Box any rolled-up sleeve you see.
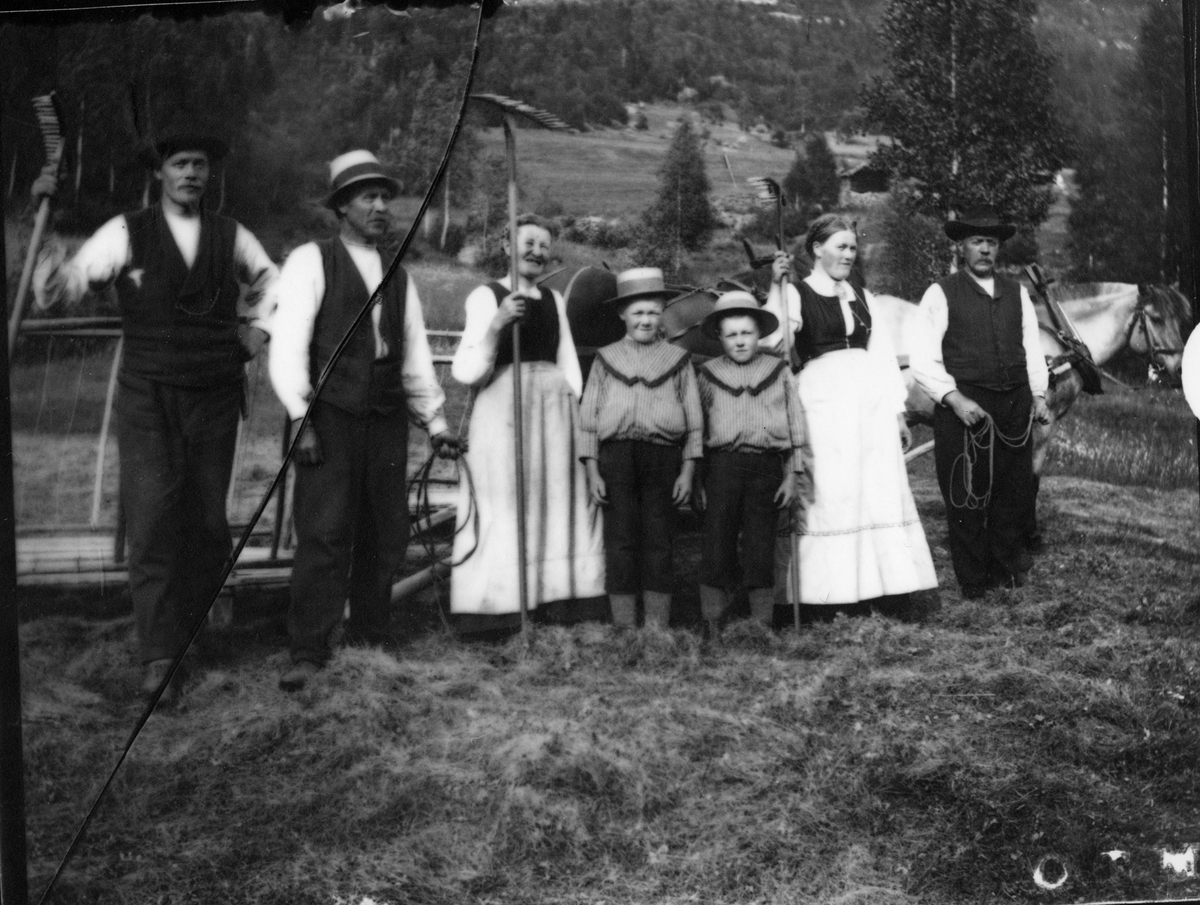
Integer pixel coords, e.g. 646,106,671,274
552,289,583,398
909,283,957,404
402,276,449,436
267,243,324,421
1020,286,1050,397
451,285,502,388
234,225,280,334
864,289,909,415
760,281,802,354
34,215,131,309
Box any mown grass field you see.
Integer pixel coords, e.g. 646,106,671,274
8,104,1200,905
11,347,1200,905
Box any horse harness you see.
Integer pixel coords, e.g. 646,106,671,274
1039,323,1103,395
1127,291,1183,380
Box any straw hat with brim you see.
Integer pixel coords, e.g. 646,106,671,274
138,133,230,169
602,267,677,308
944,208,1016,242
701,290,779,340
323,150,401,211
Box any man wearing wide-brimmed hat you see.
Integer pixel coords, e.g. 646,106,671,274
32,129,278,704
578,267,703,629
269,150,458,691
910,208,1051,600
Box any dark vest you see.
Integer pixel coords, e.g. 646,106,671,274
794,280,871,368
115,206,244,386
937,270,1027,390
309,238,408,417
489,282,560,371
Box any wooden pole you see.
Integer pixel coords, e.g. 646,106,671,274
90,336,123,528
503,114,530,635
0,113,31,905
775,205,801,632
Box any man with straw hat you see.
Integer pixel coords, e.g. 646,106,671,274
694,289,802,636
31,128,278,704
578,267,703,630
910,208,1051,600
269,149,458,691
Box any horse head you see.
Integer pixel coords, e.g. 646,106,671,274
1130,283,1191,385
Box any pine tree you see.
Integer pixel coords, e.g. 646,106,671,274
783,133,840,216
1068,0,1190,294
634,117,717,275
860,0,1069,231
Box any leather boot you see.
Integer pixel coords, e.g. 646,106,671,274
699,585,727,638
643,591,671,628
609,593,637,628
748,588,775,626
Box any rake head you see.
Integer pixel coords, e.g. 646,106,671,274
470,93,571,131
747,175,787,207
32,92,65,164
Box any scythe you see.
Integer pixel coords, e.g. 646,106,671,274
469,93,569,635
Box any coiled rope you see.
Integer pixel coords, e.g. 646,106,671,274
948,410,1035,510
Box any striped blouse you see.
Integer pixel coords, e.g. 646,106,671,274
698,353,805,473
578,337,704,460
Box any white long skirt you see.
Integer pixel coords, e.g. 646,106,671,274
450,362,606,616
786,348,937,605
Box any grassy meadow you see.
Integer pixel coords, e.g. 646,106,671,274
8,107,1200,905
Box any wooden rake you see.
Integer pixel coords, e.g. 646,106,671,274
747,174,803,630
469,93,570,636
9,92,65,360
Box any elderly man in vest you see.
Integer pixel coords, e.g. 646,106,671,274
910,209,1051,600
269,150,458,691
31,132,278,702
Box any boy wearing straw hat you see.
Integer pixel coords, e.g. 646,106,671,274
269,150,457,691
579,267,703,629
694,291,803,636
32,130,277,703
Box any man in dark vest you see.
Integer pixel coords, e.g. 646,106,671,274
911,209,1051,600
269,150,458,691
32,132,278,703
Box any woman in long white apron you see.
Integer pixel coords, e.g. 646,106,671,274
449,216,605,634
762,214,937,617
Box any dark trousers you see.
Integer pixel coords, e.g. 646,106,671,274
933,383,1034,589
116,373,240,663
599,440,681,594
289,400,410,665
700,450,782,589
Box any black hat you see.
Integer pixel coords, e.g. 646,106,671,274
944,208,1016,242
139,133,230,169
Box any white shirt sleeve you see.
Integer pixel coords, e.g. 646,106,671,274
401,275,449,436
760,281,802,354
552,288,583,398
267,242,325,420
233,225,280,335
35,215,132,309
864,288,909,415
451,283,504,388
1020,285,1049,398
909,282,957,404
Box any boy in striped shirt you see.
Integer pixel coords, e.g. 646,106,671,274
695,290,803,635
579,268,703,629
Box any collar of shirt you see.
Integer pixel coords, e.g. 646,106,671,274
804,266,856,303
162,208,202,269
965,271,996,298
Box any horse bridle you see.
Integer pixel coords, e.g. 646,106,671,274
1128,292,1183,378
